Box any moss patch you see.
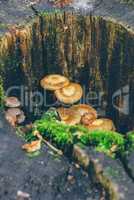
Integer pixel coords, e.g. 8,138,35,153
22,109,126,157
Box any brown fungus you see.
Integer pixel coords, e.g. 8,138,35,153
4,97,21,108
57,107,81,125
55,83,83,104
40,74,70,91
5,108,25,126
86,118,116,131
81,113,97,126
71,104,97,117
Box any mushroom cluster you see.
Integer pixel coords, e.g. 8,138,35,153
4,97,25,127
40,74,116,131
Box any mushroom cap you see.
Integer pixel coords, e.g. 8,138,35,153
6,108,22,116
4,97,21,108
40,74,70,91
87,118,116,131
81,113,97,126
71,104,97,118
57,107,81,125
55,83,83,104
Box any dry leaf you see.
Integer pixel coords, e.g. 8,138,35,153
22,140,41,153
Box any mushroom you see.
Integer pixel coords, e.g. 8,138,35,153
4,97,21,108
6,108,22,116
5,108,21,127
5,113,17,127
57,107,81,125
86,118,116,131
55,83,83,104
5,108,25,126
40,74,70,91
81,112,97,126
71,104,97,118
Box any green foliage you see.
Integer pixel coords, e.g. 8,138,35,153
79,129,125,156
33,109,73,148
26,109,125,156
126,131,134,150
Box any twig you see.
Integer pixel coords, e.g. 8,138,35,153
33,131,63,156
42,138,63,156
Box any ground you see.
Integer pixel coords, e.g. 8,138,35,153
0,113,103,200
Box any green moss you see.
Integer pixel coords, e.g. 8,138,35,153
23,109,125,157
33,109,73,148
79,129,125,155
126,131,134,150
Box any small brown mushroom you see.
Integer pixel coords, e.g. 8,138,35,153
40,74,70,91
55,83,83,104
4,97,21,108
6,108,22,116
5,108,21,127
86,118,116,131
5,113,17,127
57,107,81,125
5,108,25,126
71,104,97,118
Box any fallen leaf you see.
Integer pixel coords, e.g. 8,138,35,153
22,140,41,153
